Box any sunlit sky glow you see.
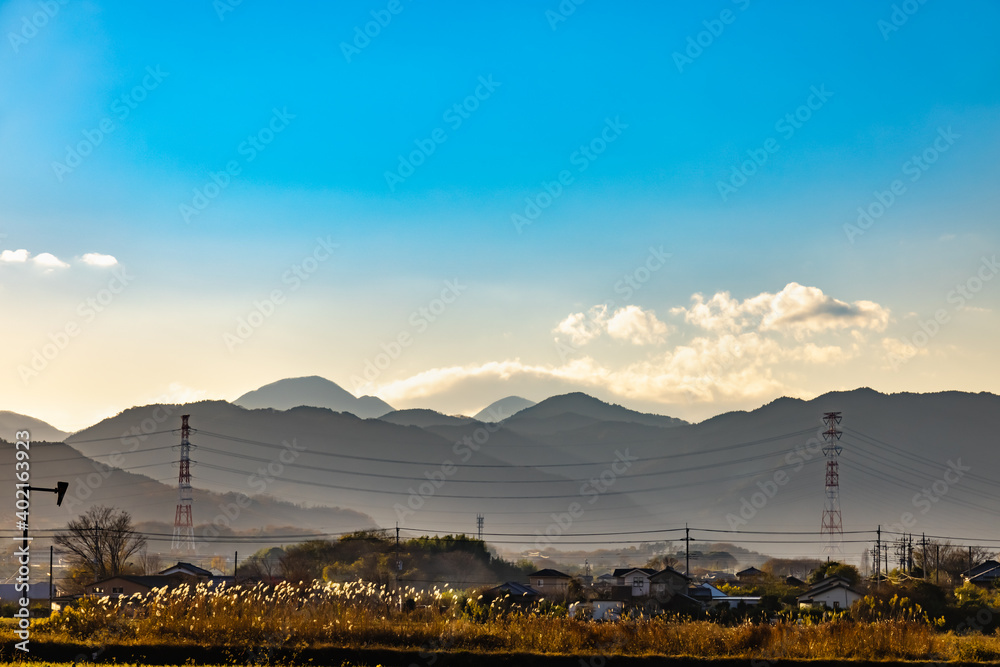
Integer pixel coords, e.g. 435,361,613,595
2,1,998,432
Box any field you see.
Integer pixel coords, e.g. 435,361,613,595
3,580,1000,664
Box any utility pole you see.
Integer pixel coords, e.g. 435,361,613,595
935,544,940,584
908,534,914,574
234,551,238,578
920,533,928,580
969,546,973,577
875,526,881,583
685,523,690,576
49,545,54,612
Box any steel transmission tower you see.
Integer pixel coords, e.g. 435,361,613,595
172,415,196,553
476,514,484,541
820,411,843,557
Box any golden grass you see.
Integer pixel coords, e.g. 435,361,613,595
5,580,1000,660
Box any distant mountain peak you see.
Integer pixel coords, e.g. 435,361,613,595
511,392,686,428
0,410,68,442
234,376,394,418
474,396,536,422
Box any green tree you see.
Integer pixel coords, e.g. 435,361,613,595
808,561,860,585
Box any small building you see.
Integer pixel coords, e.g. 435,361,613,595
964,560,1000,583
86,575,177,597
611,567,657,598
593,599,623,621
649,567,690,603
689,582,761,609
527,568,572,599
487,581,541,603
785,575,806,587
158,562,214,577
968,566,1000,587
797,576,861,610
736,566,765,582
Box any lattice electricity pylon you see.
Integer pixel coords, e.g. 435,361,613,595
820,411,843,557
171,414,196,553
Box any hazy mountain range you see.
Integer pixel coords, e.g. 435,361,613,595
3,377,998,561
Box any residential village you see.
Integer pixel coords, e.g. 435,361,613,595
8,553,1000,629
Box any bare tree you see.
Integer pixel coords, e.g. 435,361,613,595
55,506,147,583
136,550,163,575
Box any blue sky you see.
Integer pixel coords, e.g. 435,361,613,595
1,0,998,430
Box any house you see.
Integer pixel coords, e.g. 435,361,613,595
527,569,572,598
968,566,1000,587
964,560,1000,583
649,567,690,603
611,567,657,599
689,582,761,609
785,576,806,587
486,581,541,603
797,576,861,610
86,575,177,597
593,599,624,621
158,562,214,577
736,566,765,582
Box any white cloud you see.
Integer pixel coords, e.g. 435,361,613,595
375,283,898,413
554,304,669,347
81,252,119,267
553,307,607,347
881,337,927,369
373,334,799,410
672,282,889,337
606,305,669,345
0,249,29,263
32,252,70,269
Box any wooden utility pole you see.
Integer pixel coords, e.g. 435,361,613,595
684,523,690,576
875,526,881,582
49,545,54,611
920,533,928,580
